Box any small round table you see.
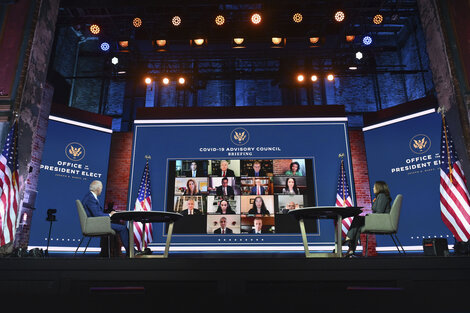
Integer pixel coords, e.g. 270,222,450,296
111,211,183,258
288,206,362,258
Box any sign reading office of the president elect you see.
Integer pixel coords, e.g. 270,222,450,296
363,109,452,248
29,117,112,249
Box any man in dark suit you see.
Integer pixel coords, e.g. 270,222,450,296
250,178,266,195
213,217,233,234
249,217,263,234
214,160,235,177
185,161,203,177
216,177,235,196
246,161,266,177
81,180,130,255
180,198,202,215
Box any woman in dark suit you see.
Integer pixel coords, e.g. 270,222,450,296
215,199,236,214
248,196,270,215
344,181,392,257
281,177,300,195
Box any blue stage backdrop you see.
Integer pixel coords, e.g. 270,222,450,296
130,117,354,251
29,116,112,250
363,109,452,250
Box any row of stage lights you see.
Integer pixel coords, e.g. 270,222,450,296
90,10,385,34
91,9,382,51
142,73,337,86
98,34,373,52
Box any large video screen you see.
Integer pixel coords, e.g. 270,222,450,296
166,159,317,234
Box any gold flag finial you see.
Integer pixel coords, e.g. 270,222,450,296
338,153,344,158
145,155,151,160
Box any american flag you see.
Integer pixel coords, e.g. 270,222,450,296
0,121,19,246
440,116,470,242
133,160,153,251
335,158,353,238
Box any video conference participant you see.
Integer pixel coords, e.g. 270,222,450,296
246,161,266,177
215,199,236,214
285,161,303,176
81,180,130,256
213,217,233,234
250,217,264,234
214,160,235,177
185,161,203,177
181,198,202,215
282,177,300,195
344,181,392,258
248,196,270,215
250,178,266,195
216,177,235,196
184,179,200,195
281,201,297,214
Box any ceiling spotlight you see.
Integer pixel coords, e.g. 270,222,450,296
297,74,305,82
345,35,355,42
155,39,166,47
363,35,372,45
272,37,283,45
111,57,118,65
193,38,205,46
349,66,358,70
327,74,335,81
162,77,170,85
89,24,100,35
311,75,318,82
373,14,383,25
309,37,320,44
172,16,182,26
133,17,142,28
144,77,152,85
100,42,110,51
178,77,185,85
215,15,225,26
233,37,244,45
293,13,303,23
118,41,129,48
251,13,261,24
355,51,363,60
334,11,345,22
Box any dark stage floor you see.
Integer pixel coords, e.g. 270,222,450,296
1,252,469,312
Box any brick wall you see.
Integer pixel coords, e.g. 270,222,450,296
349,129,376,256
104,132,132,212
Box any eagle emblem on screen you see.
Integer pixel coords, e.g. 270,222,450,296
230,128,250,146
409,134,431,154
65,142,86,161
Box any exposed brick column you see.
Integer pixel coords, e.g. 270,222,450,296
349,130,376,256
104,132,133,212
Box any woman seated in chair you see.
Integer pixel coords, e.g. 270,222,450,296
344,181,392,258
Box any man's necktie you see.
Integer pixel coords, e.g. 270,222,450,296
222,229,225,234
257,187,260,195
223,171,226,176
255,172,259,177
224,187,227,196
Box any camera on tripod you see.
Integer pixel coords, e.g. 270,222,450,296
46,209,57,222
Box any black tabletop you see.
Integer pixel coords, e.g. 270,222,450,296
287,206,363,220
111,211,183,223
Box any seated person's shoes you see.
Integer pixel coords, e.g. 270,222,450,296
344,250,355,258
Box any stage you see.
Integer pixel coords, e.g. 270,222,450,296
1,252,469,312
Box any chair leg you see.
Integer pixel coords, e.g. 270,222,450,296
390,234,404,255
393,234,406,255
74,236,85,256
83,237,92,254
107,236,111,258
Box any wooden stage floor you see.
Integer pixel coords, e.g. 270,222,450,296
1,253,469,312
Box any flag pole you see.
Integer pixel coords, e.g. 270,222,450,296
438,107,453,184
143,155,151,249
338,153,345,206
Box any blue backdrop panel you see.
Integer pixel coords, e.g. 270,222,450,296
363,111,452,248
29,119,112,249
130,118,354,248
